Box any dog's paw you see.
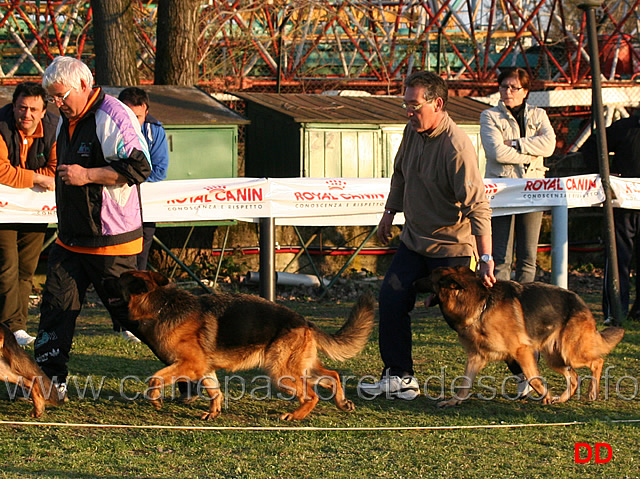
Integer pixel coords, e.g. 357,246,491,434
279,412,295,421
200,410,220,421
437,398,461,408
29,407,43,418
150,398,163,411
339,399,355,412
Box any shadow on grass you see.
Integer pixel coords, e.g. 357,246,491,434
349,386,640,426
0,468,167,479
68,352,162,378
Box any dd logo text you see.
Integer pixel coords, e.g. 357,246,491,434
574,443,612,464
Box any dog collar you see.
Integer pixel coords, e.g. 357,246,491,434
459,299,488,332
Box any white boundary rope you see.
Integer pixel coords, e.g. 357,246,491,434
0,419,638,431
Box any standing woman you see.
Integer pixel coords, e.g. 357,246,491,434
481,68,556,283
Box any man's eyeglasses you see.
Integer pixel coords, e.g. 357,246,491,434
401,99,434,112
46,88,72,104
499,85,523,92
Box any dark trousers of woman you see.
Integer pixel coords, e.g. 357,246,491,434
492,211,543,283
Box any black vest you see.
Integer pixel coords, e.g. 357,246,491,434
0,103,57,170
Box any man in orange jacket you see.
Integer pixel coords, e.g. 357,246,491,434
0,82,57,346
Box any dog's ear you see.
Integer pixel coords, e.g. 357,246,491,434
457,265,475,275
440,275,465,290
124,275,154,295
148,271,170,287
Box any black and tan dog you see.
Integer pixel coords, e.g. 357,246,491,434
0,323,61,417
106,271,375,421
419,266,624,407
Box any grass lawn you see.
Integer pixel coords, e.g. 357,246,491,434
0,285,638,479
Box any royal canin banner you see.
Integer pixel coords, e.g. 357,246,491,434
610,176,640,209
141,178,269,221
0,174,607,226
486,174,605,216
268,177,396,226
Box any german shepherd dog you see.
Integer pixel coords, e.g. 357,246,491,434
106,271,375,421
0,323,61,417
420,266,624,407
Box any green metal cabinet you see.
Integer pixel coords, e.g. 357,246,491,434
304,125,379,178
459,124,487,177
164,126,238,180
381,125,406,178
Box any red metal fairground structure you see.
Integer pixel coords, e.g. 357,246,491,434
2,0,640,151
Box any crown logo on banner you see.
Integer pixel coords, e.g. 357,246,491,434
204,185,226,193
484,183,499,196
326,179,347,190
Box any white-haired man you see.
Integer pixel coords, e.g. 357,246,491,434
35,56,151,397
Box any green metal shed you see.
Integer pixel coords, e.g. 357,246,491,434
232,92,488,178
102,86,248,180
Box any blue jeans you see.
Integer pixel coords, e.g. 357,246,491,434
492,212,543,283
377,242,470,378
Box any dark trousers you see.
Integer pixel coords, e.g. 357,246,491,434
0,224,47,332
378,242,471,378
35,244,139,383
111,222,156,333
603,208,640,318
137,222,156,271
492,211,543,283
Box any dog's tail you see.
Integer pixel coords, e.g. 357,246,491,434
314,292,375,362
597,327,625,355
1,327,62,406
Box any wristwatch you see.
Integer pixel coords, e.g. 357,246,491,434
479,254,493,263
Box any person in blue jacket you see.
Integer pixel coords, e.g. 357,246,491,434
114,87,169,342
118,87,169,269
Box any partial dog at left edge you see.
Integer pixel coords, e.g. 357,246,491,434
0,322,62,417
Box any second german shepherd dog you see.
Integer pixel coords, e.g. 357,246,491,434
106,271,375,421
0,323,61,417
420,266,624,407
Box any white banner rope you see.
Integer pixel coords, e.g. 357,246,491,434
0,174,610,226
0,418,638,431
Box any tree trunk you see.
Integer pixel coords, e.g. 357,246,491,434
154,0,200,85
90,0,139,86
